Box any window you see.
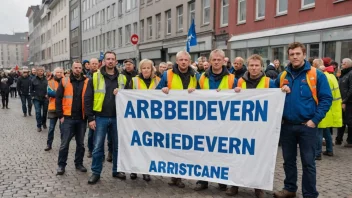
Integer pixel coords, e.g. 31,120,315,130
101,9,105,24
249,47,268,63
277,0,288,15
64,16,66,28
140,20,144,42
309,44,319,58
147,17,153,39
118,28,123,46
92,37,95,51
234,49,247,60
126,0,131,12
113,30,116,48
125,24,131,44
92,14,96,27
83,0,86,12
61,18,63,30
133,22,138,34
102,33,105,49
88,17,91,29
202,0,210,24
99,35,103,50
140,0,145,5
166,10,171,35
87,0,90,10
107,32,111,48
88,39,91,53
256,0,265,19
156,14,161,38
341,40,352,60
221,0,229,26
95,12,99,25
177,6,183,31
132,0,137,8
96,36,98,51
107,6,110,20
112,3,116,18
189,1,196,26
324,42,336,60
238,0,246,23
118,0,123,16
301,0,315,8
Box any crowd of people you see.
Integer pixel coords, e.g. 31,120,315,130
3,41,352,198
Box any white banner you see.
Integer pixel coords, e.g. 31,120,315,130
116,89,285,190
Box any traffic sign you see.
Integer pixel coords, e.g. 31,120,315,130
131,34,139,45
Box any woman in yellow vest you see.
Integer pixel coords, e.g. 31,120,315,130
45,67,63,151
130,59,160,90
129,59,160,181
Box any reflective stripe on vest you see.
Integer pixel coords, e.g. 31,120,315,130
48,79,59,111
62,77,89,118
237,76,270,89
92,71,106,112
118,74,127,89
167,69,197,89
199,73,235,89
279,67,318,104
132,76,160,90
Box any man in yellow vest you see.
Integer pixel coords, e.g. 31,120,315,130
156,50,199,188
55,60,89,175
227,54,281,198
274,42,332,198
312,59,342,160
85,51,126,184
44,67,63,151
193,49,236,192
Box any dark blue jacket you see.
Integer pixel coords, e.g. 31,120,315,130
275,61,332,125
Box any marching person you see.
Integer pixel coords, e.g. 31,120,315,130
86,58,100,158
336,58,352,147
0,71,13,109
17,67,32,116
120,59,138,89
44,67,63,151
156,62,167,78
274,42,332,198
85,51,125,184
30,67,36,81
232,57,247,79
31,66,49,132
229,54,287,198
128,59,161,181
194,49,236,192
156,50,199,188
56,61,89,175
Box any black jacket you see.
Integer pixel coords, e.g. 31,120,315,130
0,75,13,92
85,66,119,122
339,67,352,104
232,66,247,79
30,76,48,101
121,69,138,89
56,74,87,119
240,71,265,89
17,76,31,95
265,65,279,80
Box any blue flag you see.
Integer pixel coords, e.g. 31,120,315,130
186,19,197,52
99,52,104,60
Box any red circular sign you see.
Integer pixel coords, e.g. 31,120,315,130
131,34,139,45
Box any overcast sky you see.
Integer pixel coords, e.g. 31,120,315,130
0,0,41,34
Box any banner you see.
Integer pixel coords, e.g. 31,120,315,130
116,89,285,190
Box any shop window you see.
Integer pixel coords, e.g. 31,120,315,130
324,42,336,60
234,49,247,60
309,43,319,59
341,40,352,59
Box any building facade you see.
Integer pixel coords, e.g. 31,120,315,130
49,0,71,70
39,0,53,70
0,33,28,69
139,0,215,64
26,5,41,68
70,0,82,62
214,0,230,56
81,0,139,65
228,0,352,66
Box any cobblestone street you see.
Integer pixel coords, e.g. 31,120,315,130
0,98,351,198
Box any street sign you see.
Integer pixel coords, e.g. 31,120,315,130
131,34,139,45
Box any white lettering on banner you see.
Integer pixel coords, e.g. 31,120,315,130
116,89,285,190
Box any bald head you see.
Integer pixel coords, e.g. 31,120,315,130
233,57,244,70
90,58,99,73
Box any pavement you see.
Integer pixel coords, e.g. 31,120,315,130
0,98,351,198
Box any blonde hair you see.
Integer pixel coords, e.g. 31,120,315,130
176,51,191,61
313,59,324,68
138,59,155,78
53,67,63,76
209,49,225,61
247,54,264,67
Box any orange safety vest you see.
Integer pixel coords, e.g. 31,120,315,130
61,77,89,118
279,67,318,104
48,79,59,111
